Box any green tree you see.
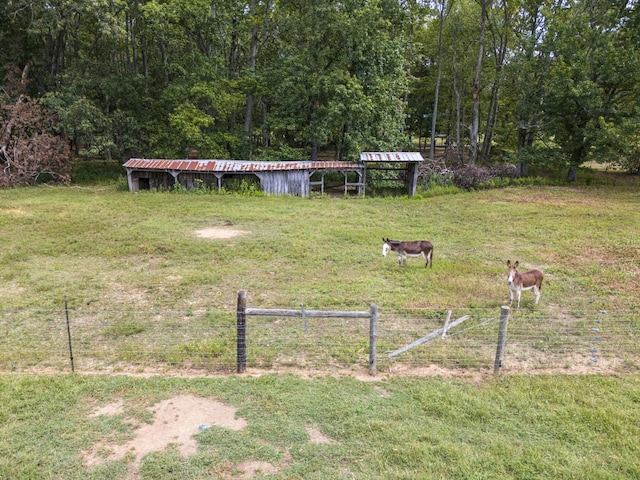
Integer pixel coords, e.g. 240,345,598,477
542,0,639,181
264,0,411,161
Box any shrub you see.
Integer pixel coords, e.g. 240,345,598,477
452,165,492,190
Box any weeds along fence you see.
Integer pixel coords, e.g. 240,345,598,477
1,296,638,375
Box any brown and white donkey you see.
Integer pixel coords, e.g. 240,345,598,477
507,260,544,308
382,238,433,268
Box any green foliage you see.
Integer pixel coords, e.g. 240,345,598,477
538,0,640,177
71,160,126,185
169,177,265,196
1,0,639,175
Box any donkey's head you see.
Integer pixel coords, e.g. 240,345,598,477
382,238,392,257
507,260,520,285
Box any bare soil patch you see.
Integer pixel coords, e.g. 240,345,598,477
83,394,247,479
306,425,335,444
195,227,249,239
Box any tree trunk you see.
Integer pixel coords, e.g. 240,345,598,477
430,1,447,162
244,2,259,154
470,0,489,166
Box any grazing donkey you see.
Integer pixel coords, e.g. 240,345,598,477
382,238,433,268
507,260,544,308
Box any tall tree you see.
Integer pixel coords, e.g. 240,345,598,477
430,0,451,161
480,0,512,163
469,0,490,165
503,0,554,176
543,0,639,181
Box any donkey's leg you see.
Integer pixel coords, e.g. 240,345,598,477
516,289,522,308
533,286,541,304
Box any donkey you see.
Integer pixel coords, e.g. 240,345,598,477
382,238,433,267
507,260,544,308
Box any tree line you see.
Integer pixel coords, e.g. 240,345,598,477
1,0,639,185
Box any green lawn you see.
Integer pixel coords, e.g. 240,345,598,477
0,372,638,479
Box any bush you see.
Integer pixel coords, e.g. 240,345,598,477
452,165,492,190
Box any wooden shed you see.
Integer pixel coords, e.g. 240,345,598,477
123,159,365,196
360,152,424,196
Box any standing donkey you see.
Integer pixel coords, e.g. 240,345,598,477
382,238,433,268
507,260,544,308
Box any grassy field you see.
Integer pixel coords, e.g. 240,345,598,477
0,372,638,479
0,177,639,374
1,181,638,313
1,174,639,478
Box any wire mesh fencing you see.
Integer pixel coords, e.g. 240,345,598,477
1,305,638,375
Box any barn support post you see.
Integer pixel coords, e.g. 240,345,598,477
493,306,510,375
369,304,379,376
169,170,179,187
237,290,247,373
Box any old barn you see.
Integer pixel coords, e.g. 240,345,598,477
123,153,423,196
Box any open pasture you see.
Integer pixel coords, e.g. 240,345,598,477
0,183,638,374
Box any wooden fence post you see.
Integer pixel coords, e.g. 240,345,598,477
493,306,510,375
369,305,378,376
237,290,247,374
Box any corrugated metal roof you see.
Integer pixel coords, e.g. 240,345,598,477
123,158,364,172
360,152,424,162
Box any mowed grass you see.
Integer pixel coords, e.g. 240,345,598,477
0,183,638,313
0,372,639,479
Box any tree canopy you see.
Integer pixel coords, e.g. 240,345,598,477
1,0,639,180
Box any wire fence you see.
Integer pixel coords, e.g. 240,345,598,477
1,305,638,376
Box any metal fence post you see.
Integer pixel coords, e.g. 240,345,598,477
237,290,247,374
64,297,75,373
493,306,510,375
369,304,378,376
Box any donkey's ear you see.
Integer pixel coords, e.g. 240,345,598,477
514,261,520,267
507,260,511,266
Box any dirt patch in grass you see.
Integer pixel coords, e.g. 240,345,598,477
81,392,338,479
195,227,250,239
83,394,250,479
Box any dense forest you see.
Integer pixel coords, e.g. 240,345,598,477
1,0,639,184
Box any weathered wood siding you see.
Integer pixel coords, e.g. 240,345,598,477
255,170,309,196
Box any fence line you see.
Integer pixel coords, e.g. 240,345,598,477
0,303,638,376
388,313,470,358
237,290,378,375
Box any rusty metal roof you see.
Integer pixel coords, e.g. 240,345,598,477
359,152,424,162
124,158,364,172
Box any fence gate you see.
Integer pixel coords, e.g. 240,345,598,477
236,290,379,375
